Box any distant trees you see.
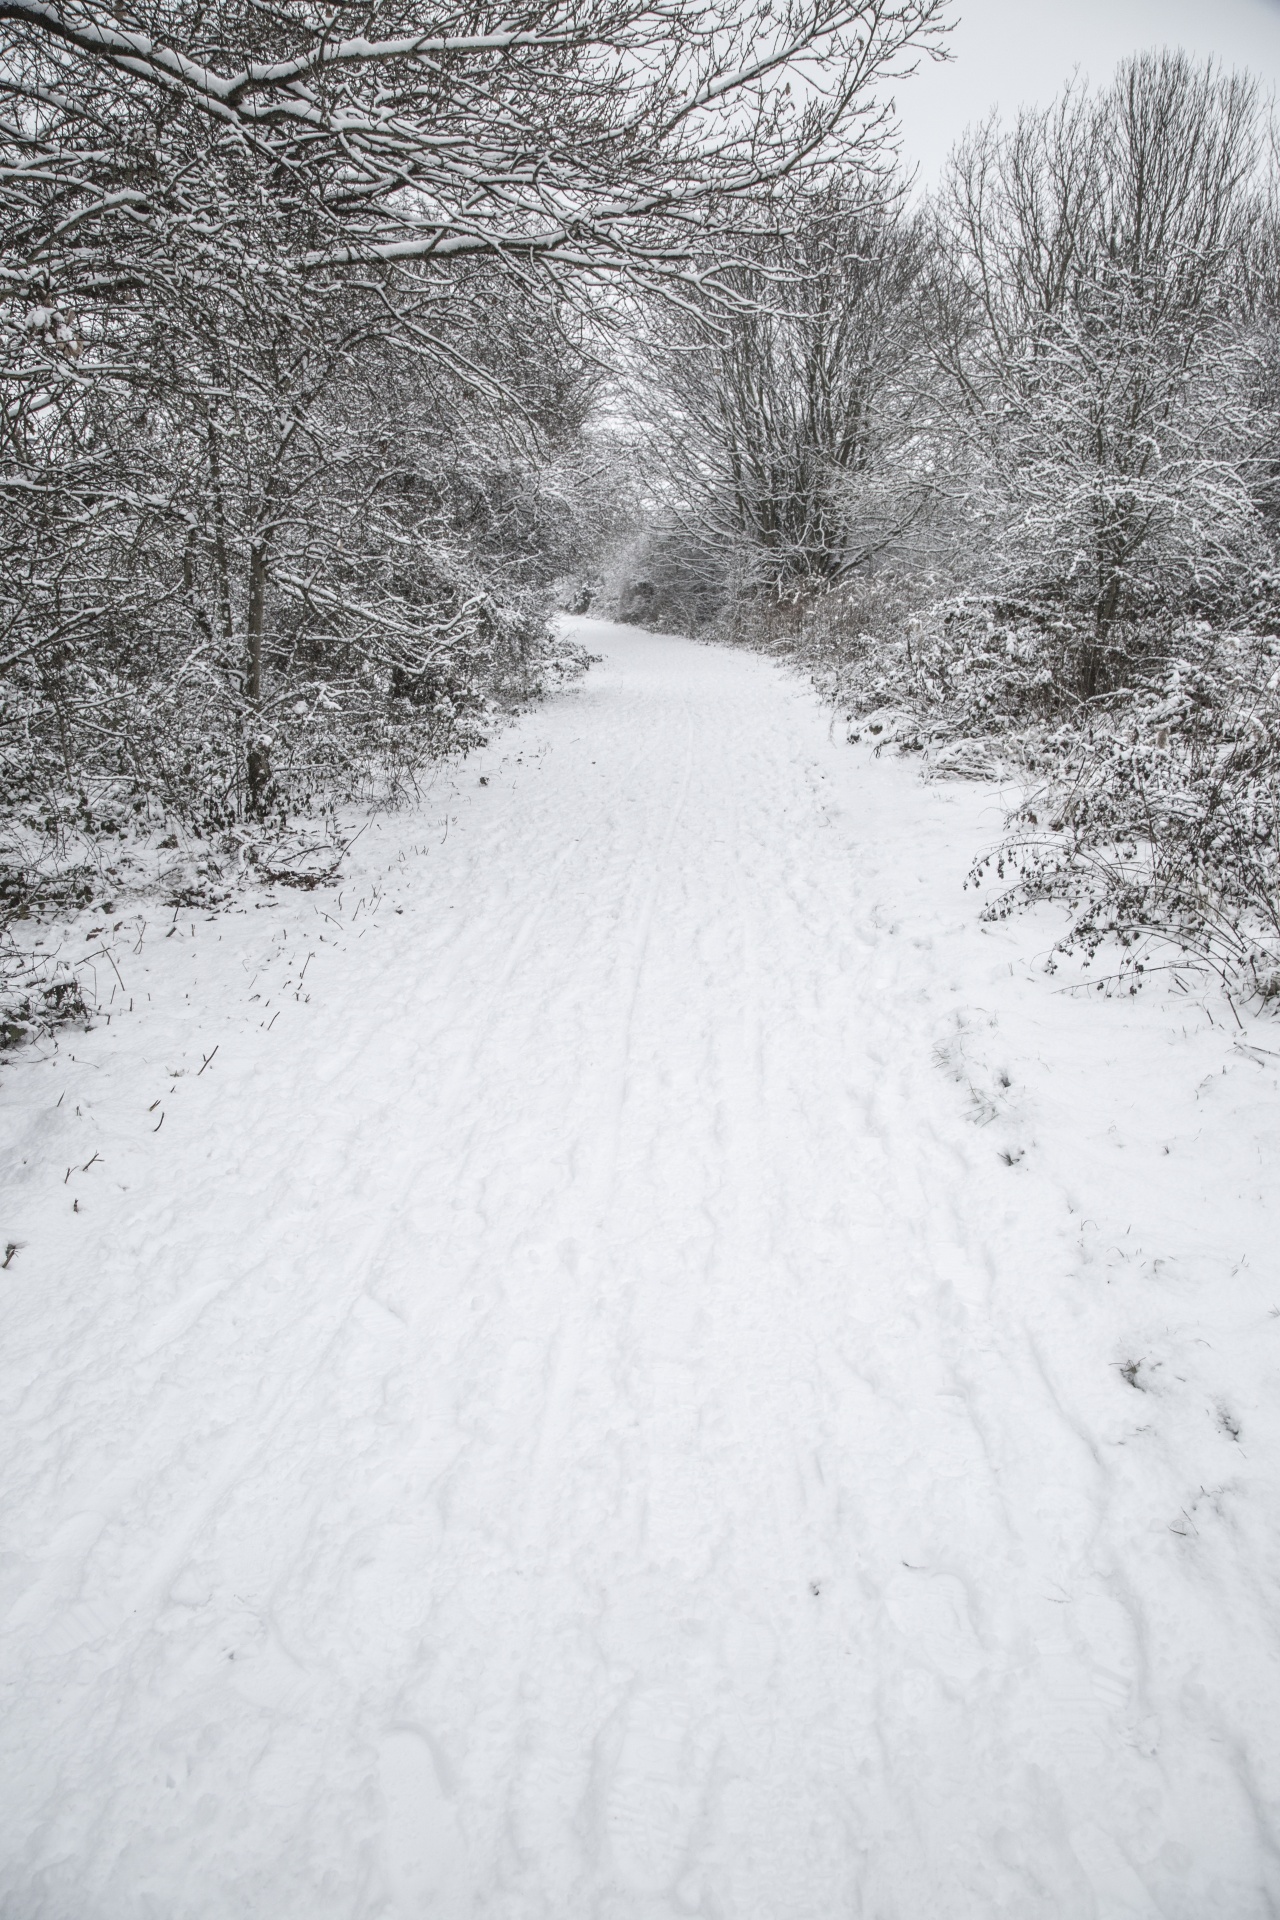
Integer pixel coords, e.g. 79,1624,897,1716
641,180,933,591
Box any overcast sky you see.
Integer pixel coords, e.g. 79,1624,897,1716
890,0,1280,184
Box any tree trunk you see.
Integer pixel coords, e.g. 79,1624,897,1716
246,539,270,817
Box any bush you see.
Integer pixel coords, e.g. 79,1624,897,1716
971,625,1280,1000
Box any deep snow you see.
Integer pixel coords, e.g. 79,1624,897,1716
2,618,1279,1919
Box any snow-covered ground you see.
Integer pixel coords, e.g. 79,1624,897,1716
2,618,1279,1919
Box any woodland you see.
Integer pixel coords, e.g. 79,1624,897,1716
2,0,1279,1004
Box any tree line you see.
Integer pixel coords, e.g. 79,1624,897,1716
0,0,943,860
635,53,1275,671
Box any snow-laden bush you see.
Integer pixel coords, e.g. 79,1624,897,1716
721,581,1079,736
971,627,1280,1000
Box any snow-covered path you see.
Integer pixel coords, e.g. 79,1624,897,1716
3,620,1280,1918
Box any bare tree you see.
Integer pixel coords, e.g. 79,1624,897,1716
639,177,934,600
1,0,946,279
929,51,1269,693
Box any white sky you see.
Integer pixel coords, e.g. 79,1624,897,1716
890,0,1280,184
